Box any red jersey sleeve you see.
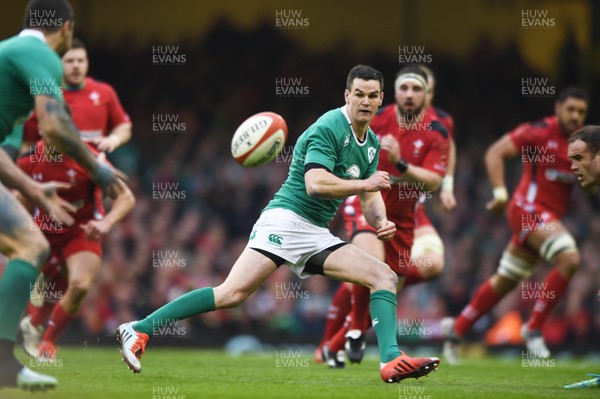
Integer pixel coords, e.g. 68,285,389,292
433,107,455,139
508,122,538,149
23,113,41,145
104,84,130,131
442,115,454,139
421,121,449,177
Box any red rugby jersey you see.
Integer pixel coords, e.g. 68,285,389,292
18,140,106,234
508,115,577,218
344,104,449,236
24,77,130,144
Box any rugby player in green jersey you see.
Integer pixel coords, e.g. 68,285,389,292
117,65,440,383
563,126,600,389
0,0,125,391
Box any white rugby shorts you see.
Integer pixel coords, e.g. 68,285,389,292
247,208,345,278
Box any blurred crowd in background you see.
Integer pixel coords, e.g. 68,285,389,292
6,19,600,350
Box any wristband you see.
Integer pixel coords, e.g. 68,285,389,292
441,175,454,192
492,186,508,202
395,159,409,174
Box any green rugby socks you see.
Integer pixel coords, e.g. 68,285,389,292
370,289,400,363
0,259,39,341
134,287,216,335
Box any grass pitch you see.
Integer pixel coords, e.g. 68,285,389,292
1,346,599,399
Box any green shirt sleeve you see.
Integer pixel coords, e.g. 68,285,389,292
1,122,24,160
304,124,339,172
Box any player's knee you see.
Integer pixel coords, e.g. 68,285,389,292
15,230,50,267
368,262,397,291
554,251,580,277
219,288,251,308
420,254,444,280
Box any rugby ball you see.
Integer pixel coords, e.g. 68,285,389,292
231,112,287,167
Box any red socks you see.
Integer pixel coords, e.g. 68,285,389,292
349,284,371,332
42,304,74,344
527,269,569,331
28,301,54,327
318,284,351,349
454,280,502,337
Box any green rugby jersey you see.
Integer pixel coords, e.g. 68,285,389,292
265,106,380,228
0,31,63,142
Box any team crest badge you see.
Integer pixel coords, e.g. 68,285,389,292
368,147,376,163
413,139,424,156
89,91,100,106
346,164,361,179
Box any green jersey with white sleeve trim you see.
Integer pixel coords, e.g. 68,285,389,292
264,106,380,228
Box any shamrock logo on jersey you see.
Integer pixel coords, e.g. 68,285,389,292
367,147,376,163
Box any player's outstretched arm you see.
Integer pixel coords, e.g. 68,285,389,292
440,138,457,211
484,134,518,212
93,122,132,153
398,164,443,191
381,134,442,191
81,180,135,240
359,191,396,241
305,168,390,200
35,95,126,198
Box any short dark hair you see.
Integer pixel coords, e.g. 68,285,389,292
346,65,384,91
70,37,85,50
569,126,600,154
23,0,74,32
557,86,588,104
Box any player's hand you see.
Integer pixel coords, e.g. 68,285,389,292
365,171,391,192
380,135,401,164
80,219,111,241
91,136,120,153
440,190,457,212
90,162,128,199
31,181,76,226
376,220,396,241
486,198,508,214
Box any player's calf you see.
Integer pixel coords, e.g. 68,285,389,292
552,250,580,278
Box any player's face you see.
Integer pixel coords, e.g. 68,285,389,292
395,81,426,116
62,48,89,86
569,139,600,188
344,78,383,126
556,97,587,134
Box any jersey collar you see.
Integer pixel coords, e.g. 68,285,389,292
64,80,85,91
339,106,368,147
18,29,47,43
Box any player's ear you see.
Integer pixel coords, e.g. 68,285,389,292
379,91,384,105
344,89,350,104
553,100,561,116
